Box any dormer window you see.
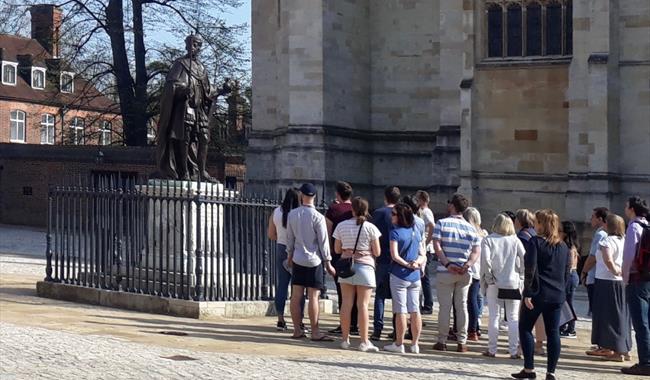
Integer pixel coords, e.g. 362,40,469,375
60,71,74,93
32,67,46,90
2,61,18,85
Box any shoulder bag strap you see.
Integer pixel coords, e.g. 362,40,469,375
351,222,364,263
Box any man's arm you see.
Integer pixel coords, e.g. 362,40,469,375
285,214,295,265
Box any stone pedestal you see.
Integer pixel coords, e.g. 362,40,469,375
139,180,235,289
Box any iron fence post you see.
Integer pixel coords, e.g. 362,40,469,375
194,187,204,301
115,187,124,291
261,197,270,300
45,187,54,282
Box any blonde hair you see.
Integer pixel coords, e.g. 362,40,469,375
415,190,430,204
463,207,487,237
605,214,625,237
534,209,562,245
515,209,535,229
492,213,516,236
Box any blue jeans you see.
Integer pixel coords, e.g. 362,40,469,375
467,278,480,333
373,263,391,334
274,244,304,316
519,301,562,373
560,270,579,333
627,281,650,366
420,256,434,309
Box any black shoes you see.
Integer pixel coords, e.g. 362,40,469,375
621,364,650,376
276,321,287,331
370,332,381,341
328,325,359,335
511,369,536,379
421,306,433,315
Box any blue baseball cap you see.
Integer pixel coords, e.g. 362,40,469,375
299,183,317,197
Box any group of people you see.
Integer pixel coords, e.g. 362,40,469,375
267,182,650,379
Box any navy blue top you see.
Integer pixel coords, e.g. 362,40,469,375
390,226,422,282
372,206,394,265
523,236,571,304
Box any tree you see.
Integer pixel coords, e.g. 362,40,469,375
0,1,30,35
56,0,248,146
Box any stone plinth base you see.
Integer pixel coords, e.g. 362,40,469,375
36,281,336,319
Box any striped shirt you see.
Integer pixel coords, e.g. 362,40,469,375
433,215,480,272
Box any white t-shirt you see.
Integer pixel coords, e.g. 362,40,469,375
272,207,288,246
596,235,625,281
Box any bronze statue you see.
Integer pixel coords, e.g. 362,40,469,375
156,34,231,183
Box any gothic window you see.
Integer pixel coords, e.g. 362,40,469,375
546,1,563,55
485,0,572,59
565,0,573,54
507,3,523,57
487,4,503,57
526,2,542,56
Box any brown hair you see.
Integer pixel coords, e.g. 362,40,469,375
449,193,470,213
592,207,609,224
392,203,414,228
515,209,535,229
335,181,353,201
351,196,369,225
415,190,430,205
534,209,562,245
605,214,626,237
384,186,401,205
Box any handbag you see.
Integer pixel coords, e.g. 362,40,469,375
497,288,522,300
334,222,364,279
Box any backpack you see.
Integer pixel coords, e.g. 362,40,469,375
634,221,650,281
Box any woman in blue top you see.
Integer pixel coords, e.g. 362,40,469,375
383,203,427,354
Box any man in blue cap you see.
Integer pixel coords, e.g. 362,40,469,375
287,183,336,341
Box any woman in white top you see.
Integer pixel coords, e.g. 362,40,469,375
480,213,526,358
333,196,381,352
464,207,488,341
267,188,301,331
590,213,632,361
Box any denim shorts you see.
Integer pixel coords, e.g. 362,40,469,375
338,263,376,288
390,274,421,314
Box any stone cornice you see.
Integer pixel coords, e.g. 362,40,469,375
248,124,460,142
460,170,650,183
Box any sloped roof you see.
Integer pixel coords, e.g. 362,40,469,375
0,34,119,114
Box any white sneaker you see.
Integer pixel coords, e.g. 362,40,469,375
383,343,405,353
340,340,350,350
359,341,379,353
410,344,420,354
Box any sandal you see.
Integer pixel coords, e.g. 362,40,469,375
311,335,335,342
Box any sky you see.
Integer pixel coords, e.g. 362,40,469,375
148,0,251,74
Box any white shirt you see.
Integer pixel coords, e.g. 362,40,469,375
470,230,488,280
480,233,526,290
596,235,624,281
272,207,288,246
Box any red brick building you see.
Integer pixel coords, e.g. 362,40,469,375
0,5,121,146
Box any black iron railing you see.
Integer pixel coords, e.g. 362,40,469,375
44,176,327,302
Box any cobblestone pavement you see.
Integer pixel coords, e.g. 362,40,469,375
0,224,636,379
0,321,627,380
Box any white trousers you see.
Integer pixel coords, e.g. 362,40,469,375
486,285,520,355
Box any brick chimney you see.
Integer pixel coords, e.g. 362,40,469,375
30,4,62,57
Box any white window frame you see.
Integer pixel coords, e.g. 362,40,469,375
60,71,75,93
2,61,18,86
10,110,26,143
32,67,46,90
70,117,85,145
99,120,112,146
40,114,56,145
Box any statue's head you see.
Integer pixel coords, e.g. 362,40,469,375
185,34,203,57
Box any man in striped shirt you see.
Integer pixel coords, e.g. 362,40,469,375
432,193,480,353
